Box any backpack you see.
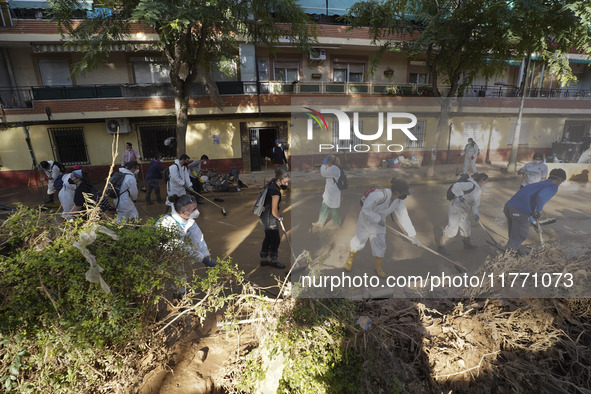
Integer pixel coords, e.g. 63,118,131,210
333,165,348,190
105,172,131,198
93,189,111,212
51,161,66,174
446,174,475,201
53,174,65,190
359,187,388,207
253,185,269,216
164,163,180,183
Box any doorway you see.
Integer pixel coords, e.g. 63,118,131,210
249,127,278,171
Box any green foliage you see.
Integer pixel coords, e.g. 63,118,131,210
237,299,364,393
0,206,244,392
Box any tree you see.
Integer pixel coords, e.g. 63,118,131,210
345,0,513,176
506,0,591,171
51,0,314,156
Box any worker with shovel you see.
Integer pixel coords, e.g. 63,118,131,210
258,169,290,269
438,173,489,254
503,168,566,254
345,178,422,278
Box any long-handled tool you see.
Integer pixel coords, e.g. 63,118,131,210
386,225,468,273
533,218,544,246
478,221,506,252
187,188,227,216
278,219,297,261
537,210,557,226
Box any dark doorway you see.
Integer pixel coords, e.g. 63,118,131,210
249,127,277,171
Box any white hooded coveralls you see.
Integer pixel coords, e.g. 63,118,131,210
114,167,139,222
461,142,479,174
58,173,77,218
157,206,210,263
167,159,192,200
321,164,341,208
350,188,417,258
42,161,62,194
443,179,482,239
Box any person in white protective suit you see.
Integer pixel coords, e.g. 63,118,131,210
58,171,77,219
312,155,342,229
438,173,489,254
518,152,547,188
166,154,195,205
157,194,215,267
459,138,480,175
114,161,139,222
38,160,62,204
345,178,423,278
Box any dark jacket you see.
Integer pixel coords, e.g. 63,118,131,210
272,145,287,165
145,159,164,180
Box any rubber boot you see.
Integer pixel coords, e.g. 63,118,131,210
463,237,477,249
260,251,271,266
375,257,386,278
44,193,54,204
437,234,450,254
269,253,286,269
344,250,357,271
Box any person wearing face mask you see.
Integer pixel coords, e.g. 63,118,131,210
259,169,290,269
58,169,78,219
518,152,548,188
157,194,215,267
166,154,195,204
438,173,489,254
114,161,139,222
345,178,422,278
459,138,480,175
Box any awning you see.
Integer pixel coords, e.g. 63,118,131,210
8,1,92,10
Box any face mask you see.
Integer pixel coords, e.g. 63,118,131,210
202,161,207,165
189,209,200,220
534,160,542,164
134,169,139,175
399,194,408,200
280,185,288,190
480,184,488,189
68,178,76,185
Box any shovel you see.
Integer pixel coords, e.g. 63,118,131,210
478,221,506,252
386,225,468,273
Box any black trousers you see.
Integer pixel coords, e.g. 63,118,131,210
261,228,281,256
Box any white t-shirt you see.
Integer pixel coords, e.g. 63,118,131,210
518,161,548,186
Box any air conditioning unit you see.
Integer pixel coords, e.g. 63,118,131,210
105,118,130,134
310,48,326,61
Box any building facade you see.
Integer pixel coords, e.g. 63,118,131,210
1,0,591,186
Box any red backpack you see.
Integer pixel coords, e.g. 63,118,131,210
359,187,388,207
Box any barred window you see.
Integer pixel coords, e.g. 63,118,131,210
137,123,176,160
48,127,89,164
405,120,426,148
333,120,362,149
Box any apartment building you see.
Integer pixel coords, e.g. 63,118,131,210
1,0,591,186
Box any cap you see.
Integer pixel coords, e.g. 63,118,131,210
275,139,282,144
72,169,83,178
549,168,567,180
73,165,82,170
391,179,410,195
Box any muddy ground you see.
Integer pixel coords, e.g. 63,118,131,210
2,163,590,392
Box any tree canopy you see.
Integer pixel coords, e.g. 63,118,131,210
51,0,315,155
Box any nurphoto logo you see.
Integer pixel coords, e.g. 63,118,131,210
305,108,418,152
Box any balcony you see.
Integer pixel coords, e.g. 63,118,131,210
2,81,591,109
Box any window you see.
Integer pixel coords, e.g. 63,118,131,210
138,124,176,160
409,72,429,84
131,57,170,84
273,60,299,82
257,60,269,81
406,120,426,148
507,120,530,145
48,127,89,164
333,63,364,83
38,58,72,86
333,120,362,149
210,60,237,81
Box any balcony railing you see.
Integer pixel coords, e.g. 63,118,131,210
2,82,591,109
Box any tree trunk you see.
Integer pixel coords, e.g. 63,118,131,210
174,91,189,157
426,98,451,177
507,54,531,172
